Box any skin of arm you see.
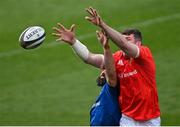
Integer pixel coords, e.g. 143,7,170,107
97,30,117,87
85,52,104,69
52,23,104,69
85,7,139,58
100,22,139,58
52,22,117,86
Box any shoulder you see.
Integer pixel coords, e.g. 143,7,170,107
113,50,122,56
103,83,118,95
139,45,151,51
113,50,123,59
138,45,153,59
135,45,155,69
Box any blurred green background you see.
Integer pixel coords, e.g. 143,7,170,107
0,0,180,125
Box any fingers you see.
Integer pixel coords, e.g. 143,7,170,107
52,33,61,37
52,22,66,32
86,6,99,17
101,29,105,35
52,22,76,44
89,7,94,13
97,30,106,37
52,26,62,42
52,33,62,42
85,16,93,21
93,9,98,17
89,7,97,16
53,23,75,33
52,27,63,33
96,30,108,44
56,38,62,42
96,30,101,39
70,24,75,32
57,23,67,31
85,16,97,24
85,8,94,16
123,35,131,41
101,70,106,77
96,30,104,45
101,29,109,39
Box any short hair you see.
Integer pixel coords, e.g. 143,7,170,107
122,28,142,41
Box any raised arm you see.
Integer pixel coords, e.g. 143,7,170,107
52,23,104,68
97,30,117,87
85,7,139,58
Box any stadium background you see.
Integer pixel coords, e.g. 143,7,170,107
0,0,180,125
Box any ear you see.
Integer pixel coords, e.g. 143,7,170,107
136,41,141,46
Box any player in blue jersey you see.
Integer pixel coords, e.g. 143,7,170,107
52,23,121,125
90,30,121,126
90,70,121,126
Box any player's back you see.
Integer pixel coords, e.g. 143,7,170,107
90,82,121,126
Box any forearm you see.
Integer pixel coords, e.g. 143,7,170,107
71,39,104,69
100,22,139,58
104,46,117,87
101,22,127,48
86,53,104,69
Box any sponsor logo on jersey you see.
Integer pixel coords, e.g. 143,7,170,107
118,69,137,78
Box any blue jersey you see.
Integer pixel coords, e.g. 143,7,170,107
90,82,121,126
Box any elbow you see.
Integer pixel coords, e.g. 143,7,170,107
82,54,90,64
83,58,89,64
107,77,117,87
120,41,129,51
83,55,92,65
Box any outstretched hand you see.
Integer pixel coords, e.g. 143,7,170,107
52,23,76,45
85,7,103,26
96,30,109,49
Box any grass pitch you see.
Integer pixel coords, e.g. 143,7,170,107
0,0,180,125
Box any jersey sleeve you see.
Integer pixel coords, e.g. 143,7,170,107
135,46,156,80
105,83,119,96
137,46,153,60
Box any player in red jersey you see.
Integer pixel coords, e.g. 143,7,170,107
85,7,161,125
52,7,161,125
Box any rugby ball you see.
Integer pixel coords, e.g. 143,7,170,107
19,26,45,49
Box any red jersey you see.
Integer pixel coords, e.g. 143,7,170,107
113,46,160,121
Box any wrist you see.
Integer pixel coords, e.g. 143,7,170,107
103,44,110,50
69,38,76,46
99,20,105,28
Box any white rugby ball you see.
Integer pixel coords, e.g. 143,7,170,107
19,26,46,49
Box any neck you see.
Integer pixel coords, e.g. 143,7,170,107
122,52,130,59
